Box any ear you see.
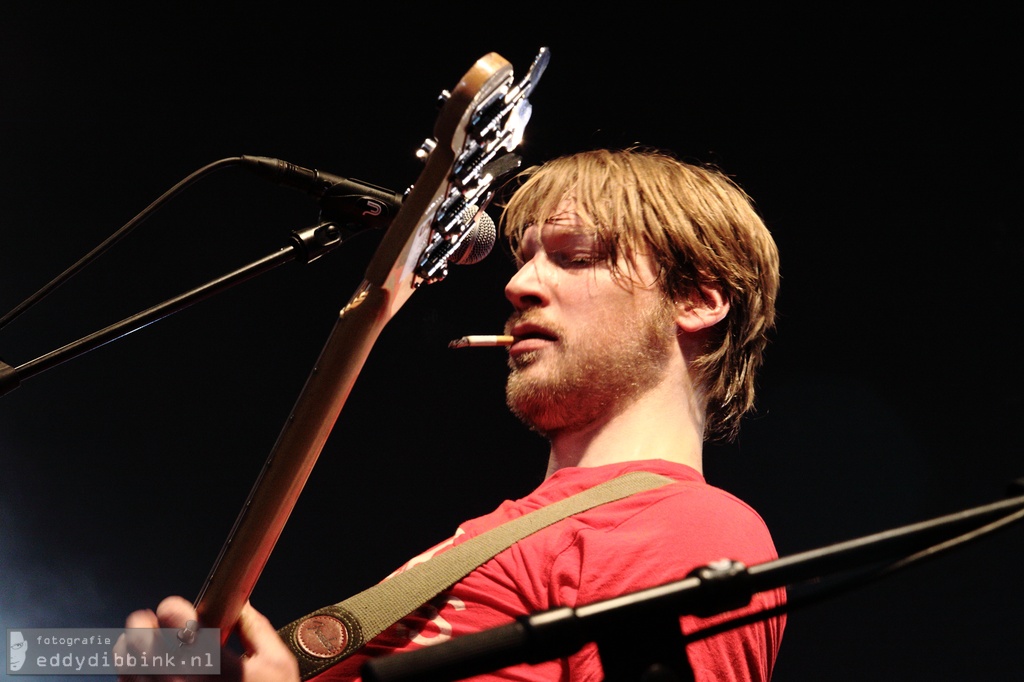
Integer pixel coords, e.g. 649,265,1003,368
675,285,730,333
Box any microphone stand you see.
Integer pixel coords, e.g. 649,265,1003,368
0,221,345,398
361,489,1024,682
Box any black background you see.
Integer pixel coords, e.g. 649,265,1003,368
2,3,1022,680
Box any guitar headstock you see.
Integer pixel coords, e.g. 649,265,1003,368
363,48,550,318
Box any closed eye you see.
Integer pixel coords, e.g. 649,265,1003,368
549,249,604,268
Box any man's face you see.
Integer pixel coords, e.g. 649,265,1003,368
9,631,27,671
503,200,677,435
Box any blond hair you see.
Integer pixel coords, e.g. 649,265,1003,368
501,148,780,442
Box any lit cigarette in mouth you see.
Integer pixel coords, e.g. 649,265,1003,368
448,335,515,349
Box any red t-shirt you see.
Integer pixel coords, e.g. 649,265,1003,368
314,460,785,681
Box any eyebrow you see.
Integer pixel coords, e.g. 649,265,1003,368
513,214,598,262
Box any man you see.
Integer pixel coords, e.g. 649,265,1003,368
123,148,784,681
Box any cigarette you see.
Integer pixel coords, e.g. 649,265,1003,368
448,335,515,349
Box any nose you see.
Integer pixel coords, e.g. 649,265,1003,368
505,258,549,311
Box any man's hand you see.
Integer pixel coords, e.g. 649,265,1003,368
116,596,299,682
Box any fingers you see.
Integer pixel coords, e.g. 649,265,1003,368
155,596,198,626
115,607,172,682
234,602,300,682
154,595,200,639
235,602,278,654
123,608,159,629
116,597,199,682
116,607,163,670
117,598,298,682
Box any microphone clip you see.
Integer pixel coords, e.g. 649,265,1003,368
317,179,405,234
290,222,344,264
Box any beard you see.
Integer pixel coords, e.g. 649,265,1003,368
505,299,676,436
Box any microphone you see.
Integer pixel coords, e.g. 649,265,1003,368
240,155,496,265
240,155,402,231
450,210,497,265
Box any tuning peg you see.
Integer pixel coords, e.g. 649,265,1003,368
436,89,451,108
416,138,437,162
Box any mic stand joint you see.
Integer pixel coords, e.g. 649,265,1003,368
290,222,343,263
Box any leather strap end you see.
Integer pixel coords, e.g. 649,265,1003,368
278,605,365,681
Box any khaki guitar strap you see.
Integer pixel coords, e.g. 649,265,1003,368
277,471,674,680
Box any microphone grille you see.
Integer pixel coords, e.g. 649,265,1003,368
450,212,497,265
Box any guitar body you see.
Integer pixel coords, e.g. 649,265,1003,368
193,49,549,639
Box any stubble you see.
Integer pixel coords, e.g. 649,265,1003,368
505,299,676,436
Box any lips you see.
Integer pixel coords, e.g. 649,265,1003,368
507,322,559,355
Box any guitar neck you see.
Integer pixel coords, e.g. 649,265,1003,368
195,279,391,636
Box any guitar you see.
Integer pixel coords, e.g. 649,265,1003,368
191,48,550,642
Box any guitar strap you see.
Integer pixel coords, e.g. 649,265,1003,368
276,470,675,680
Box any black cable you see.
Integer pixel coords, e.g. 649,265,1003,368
0,156,244,330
